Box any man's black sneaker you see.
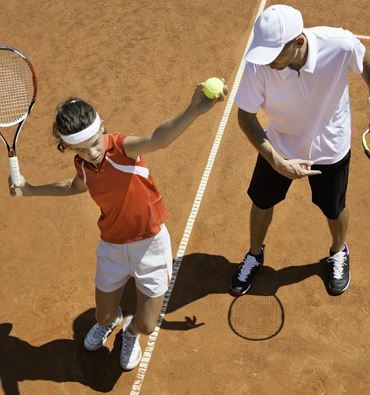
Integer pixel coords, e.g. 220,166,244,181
230,249,264,295
327,243,350,293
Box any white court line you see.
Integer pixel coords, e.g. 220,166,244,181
357,35,370,41
129,0,267,394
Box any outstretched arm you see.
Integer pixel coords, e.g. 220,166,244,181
123,82,228,159
9,173,87,197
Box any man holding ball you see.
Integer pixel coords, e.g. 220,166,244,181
230,4,370,295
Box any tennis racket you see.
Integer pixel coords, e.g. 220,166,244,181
0,45,37,196
362,128,370,159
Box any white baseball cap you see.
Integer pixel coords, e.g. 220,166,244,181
245,4,304,65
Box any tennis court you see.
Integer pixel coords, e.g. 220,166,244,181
0,1,369,394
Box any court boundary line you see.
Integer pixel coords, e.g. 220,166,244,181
129,0,267,393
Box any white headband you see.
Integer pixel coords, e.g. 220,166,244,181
59,113,101,144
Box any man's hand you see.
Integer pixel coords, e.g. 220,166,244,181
274,158,322,179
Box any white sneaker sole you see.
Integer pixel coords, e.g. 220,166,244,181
230,283,252,295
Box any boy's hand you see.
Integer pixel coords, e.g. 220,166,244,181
189,80,228,115
8,175,31,197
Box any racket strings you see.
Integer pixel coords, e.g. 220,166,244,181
229,296,284,340
0,51,35,125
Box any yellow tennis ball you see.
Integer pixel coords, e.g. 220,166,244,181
203,77,224,99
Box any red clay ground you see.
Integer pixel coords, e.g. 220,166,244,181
0,1,368,394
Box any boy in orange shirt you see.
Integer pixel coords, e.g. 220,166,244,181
10,81,227,370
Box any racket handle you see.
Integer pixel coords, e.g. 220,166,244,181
8,156,23,197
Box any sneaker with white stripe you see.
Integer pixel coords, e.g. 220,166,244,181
230,249,264,295
84,306,123,351
328,244,351,293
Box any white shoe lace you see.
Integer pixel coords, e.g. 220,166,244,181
90,323,113,342
123,331,138,350
92,325,112,340
238,255,260,281
328,251,347,279
87,310,122,344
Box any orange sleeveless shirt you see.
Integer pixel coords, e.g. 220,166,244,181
74,133,168,244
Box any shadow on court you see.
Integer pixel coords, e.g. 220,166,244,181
0,309,124,395
121,253,333,331
0,255,333,394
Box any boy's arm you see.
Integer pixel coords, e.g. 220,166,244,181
123,83,227,159
9,173,87,197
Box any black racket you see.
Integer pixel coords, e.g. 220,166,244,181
0,45,37,196
362,128,370,159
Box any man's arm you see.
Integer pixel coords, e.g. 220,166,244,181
238,109,282,169
238,108,321,179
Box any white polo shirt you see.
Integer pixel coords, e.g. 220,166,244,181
235,27,366,164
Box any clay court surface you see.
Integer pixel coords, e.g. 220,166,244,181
0,1,369,394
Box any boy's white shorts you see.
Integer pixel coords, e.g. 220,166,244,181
95,224,173,297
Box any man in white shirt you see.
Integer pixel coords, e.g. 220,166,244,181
230,4,370,295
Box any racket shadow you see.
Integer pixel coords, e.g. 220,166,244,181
120,254,330,332
0,309,123,395
227,257,332,341
228,294,285,341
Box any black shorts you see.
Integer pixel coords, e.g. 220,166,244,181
247,151,351,220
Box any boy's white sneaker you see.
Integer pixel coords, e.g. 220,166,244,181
84,306,123,351
120,315,142,370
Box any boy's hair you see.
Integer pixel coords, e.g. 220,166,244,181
52,98,96,152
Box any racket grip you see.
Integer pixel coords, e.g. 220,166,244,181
8,156,23,197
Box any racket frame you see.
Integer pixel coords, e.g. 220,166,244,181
0,45,37,195
362,128,370,159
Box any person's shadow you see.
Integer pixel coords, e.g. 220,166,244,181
0,309,123,395
0,253,332,394
121,252,333,330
